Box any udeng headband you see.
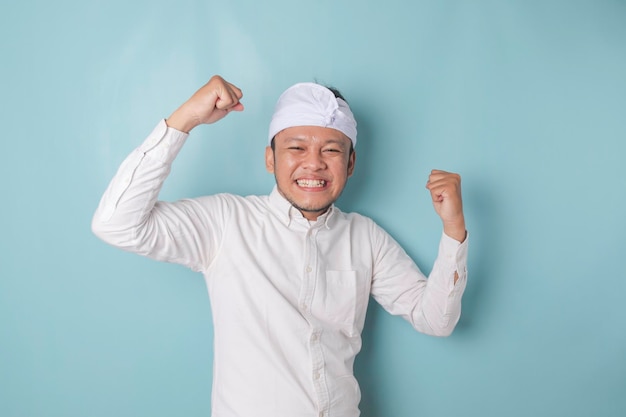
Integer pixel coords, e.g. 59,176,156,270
268,82,357,147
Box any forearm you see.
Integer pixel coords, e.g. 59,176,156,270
371,228,468,337
421,232,468,335
91,120,188,250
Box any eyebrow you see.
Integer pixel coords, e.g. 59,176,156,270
283,136,349,148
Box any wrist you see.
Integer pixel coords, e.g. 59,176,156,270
166,107,200,133
443,219,467,243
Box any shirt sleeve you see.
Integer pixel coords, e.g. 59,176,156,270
91,120,226,272
370,228,468,337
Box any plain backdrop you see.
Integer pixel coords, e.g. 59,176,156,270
1,1,625,416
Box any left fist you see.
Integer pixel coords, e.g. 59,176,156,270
426,169,466,242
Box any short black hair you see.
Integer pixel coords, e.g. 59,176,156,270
326,86,347,103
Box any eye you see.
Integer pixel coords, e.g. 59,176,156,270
323,148,341,153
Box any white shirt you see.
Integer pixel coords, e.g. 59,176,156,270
92,120,468,417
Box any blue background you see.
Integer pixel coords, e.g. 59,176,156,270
2,1,625,416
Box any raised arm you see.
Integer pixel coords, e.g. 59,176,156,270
91,76,243,271
371,170,468,336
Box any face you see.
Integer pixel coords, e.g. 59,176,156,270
265,125,356,220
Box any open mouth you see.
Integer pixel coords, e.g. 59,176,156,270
296,179,327,188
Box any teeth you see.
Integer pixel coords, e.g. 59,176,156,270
297,179,326,187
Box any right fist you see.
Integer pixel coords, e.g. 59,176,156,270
167,75,244,132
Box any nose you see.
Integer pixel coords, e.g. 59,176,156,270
303,149,327,170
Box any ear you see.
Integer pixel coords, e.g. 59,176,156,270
265,146,275,173
347,151,356,178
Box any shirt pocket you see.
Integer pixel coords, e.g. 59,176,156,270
312,270,358,337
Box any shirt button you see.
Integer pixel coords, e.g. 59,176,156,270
313,371,320,380
311,333,318,341
306,266,312,273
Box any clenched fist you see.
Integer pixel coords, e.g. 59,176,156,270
426,169,467,243
166,75,244,133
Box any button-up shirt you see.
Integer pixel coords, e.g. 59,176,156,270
92,120,468,417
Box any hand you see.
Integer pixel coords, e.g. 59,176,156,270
166,75,244,132
426,169,466,242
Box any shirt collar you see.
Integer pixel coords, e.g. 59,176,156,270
268,186,335,229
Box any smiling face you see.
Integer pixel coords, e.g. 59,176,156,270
266,125,356,220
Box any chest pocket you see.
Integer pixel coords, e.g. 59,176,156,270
312,270,358,337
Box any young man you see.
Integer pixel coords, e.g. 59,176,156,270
92,75,468,417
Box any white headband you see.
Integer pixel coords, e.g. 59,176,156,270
268,82,357,147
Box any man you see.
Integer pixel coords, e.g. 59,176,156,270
92,75,468,417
